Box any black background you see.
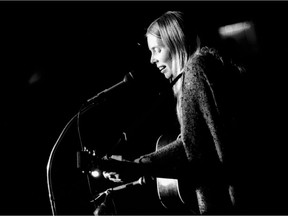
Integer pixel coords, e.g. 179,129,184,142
1,1,288,215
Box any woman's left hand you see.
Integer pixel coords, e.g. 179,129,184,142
102,171,124,183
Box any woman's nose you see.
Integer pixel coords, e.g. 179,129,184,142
150,55,157,64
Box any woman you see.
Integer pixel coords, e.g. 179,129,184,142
104,11,243,214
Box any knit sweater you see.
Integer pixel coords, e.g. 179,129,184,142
137,47,236,214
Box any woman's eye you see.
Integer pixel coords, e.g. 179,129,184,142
155,48,161,53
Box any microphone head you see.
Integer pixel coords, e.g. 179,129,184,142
123,72,134,84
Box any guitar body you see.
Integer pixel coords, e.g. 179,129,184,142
155,135,199,214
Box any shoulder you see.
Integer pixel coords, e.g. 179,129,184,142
181,46,228,102
182,47,220,86
188,46,224,73
183,46,236,89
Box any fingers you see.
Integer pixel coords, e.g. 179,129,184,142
103,171,123,183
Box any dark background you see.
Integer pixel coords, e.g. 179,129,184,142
1,1,288,215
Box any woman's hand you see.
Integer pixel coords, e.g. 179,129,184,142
102,171,123,183
101,155,148,183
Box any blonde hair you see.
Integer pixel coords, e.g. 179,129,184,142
146,11,200,122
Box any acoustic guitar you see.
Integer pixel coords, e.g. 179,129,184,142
155,134,199,214
79,135,199,214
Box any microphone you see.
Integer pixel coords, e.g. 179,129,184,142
110,176,145,192
86,72,134,105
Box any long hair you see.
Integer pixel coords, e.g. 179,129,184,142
146,11,200,122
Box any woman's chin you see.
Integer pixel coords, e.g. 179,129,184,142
164,72,172,79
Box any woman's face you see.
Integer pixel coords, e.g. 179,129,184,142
147,34,174,80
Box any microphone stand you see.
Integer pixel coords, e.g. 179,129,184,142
47,72,135,215
46,112,77,216
46,93,107,216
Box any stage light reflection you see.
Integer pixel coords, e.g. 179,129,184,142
90,169,101,178
219,22,252,37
